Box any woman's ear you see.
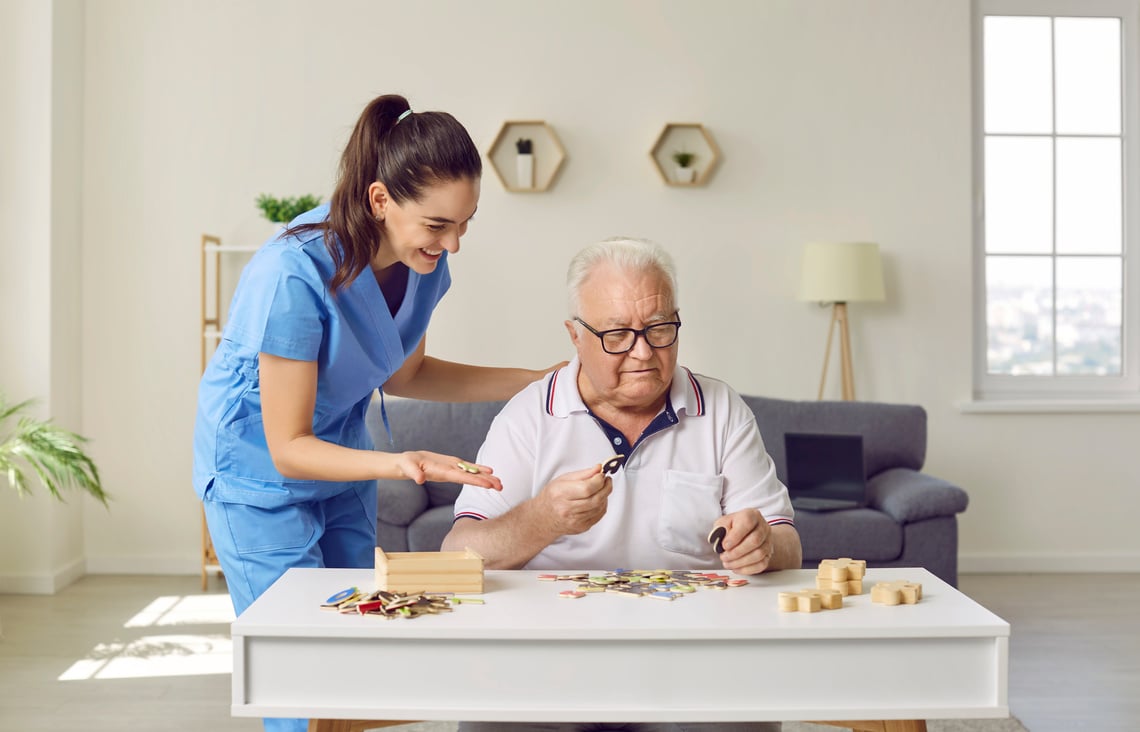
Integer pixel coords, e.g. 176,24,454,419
367,182,390,221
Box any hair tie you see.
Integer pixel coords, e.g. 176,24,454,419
397,109,413,123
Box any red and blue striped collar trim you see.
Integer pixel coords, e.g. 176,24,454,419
681,366,704,416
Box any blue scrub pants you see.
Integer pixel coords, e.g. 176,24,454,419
204,483,378,732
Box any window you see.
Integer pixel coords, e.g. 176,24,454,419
973,0,1140,401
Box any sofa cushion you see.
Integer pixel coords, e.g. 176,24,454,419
742,395,926,479
869,468,969,524
408,504,458,553
794,508,903,562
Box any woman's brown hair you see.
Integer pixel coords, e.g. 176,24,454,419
290,94,482,292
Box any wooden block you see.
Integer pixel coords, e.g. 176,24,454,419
871,579,923,606
374,546,484,594
815,588,844,609
816,577,851,596
818,558,867,582
777,588,844,613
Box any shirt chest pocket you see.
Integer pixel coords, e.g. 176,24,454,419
656,470,724,557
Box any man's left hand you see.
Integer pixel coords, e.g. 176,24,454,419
712,509,775,575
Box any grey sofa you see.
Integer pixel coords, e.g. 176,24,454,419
366,395,969,586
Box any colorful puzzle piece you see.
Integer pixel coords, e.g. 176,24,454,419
871,579,923,605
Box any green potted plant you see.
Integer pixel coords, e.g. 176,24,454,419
255,193,322,225
1,395,107,505
671,150,697,183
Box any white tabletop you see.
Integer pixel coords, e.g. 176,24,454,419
232,567,1010,723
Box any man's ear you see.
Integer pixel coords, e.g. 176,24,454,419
367,182,390,220
564,320,581,347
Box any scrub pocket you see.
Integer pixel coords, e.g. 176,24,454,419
657,470,724,556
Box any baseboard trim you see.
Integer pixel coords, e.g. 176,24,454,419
83,556,201,576
0,557,86,595
960,553,1140,573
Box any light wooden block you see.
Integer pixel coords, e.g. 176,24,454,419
778,588,843,613
818,558,867,581
374,547,484,594
871,579,923,606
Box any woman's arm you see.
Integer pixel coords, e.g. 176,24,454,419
258,352,502,489
383,336,567,402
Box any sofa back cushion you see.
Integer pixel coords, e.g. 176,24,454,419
741,395,926,481
366,396,508,508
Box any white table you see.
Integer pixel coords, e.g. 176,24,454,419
231,567,1009,727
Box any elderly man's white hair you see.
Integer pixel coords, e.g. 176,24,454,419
566,237,679,318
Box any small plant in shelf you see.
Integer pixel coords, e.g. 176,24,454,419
255,193,322,224
515,138,534,189
672,150,696,168
671,150,697,183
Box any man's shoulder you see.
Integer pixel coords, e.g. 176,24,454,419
675,366,749,414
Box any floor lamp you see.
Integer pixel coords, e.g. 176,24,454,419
798,242,886,401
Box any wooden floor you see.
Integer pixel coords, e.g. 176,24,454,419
0,573,1135,731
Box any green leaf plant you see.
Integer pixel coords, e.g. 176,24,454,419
255,193,323,224
0,395,108,506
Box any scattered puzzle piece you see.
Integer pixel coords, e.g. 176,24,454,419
871,579,923,605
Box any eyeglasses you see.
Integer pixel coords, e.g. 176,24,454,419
574,316,682,355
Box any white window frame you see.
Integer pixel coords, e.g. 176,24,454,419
972,0,1140,404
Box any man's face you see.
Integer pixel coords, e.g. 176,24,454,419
567,262,678,412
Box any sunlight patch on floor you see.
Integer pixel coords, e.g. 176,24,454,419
58,634,233,680
123,594,235,627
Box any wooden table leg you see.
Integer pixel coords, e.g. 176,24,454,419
808,722,928,732
307,720,415,732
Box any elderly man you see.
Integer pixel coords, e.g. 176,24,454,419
444,237,796,730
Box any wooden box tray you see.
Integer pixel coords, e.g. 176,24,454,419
374,546,484,594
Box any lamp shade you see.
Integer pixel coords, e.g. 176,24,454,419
798,242,886,303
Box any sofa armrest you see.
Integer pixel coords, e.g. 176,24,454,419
867,467,969,524
375,478,430,527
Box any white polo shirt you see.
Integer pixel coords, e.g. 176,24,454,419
453,358,795,571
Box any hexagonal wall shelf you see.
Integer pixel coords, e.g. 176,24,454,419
487,120,566,192
650,123,720,187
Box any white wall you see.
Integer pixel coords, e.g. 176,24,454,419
2,0,1137,589
0,0,86,593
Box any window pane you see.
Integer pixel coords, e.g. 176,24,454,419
985,137,1053,253
1056,257,1122,375
1055,18,1121,135
984,16,1053,134
987,256,1054,375
1057,137,1122,254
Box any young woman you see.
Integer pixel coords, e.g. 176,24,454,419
193,94,560,630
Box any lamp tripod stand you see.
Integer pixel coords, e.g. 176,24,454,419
817,301,856,401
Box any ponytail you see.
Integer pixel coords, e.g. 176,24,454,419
292,94,482,293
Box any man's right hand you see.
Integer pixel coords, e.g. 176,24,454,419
536,464,612,536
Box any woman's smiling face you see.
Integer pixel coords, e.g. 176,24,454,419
370,176,480,274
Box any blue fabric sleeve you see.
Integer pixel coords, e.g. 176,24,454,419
224,245,326,361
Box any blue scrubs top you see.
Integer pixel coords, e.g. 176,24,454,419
192,204,450,508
